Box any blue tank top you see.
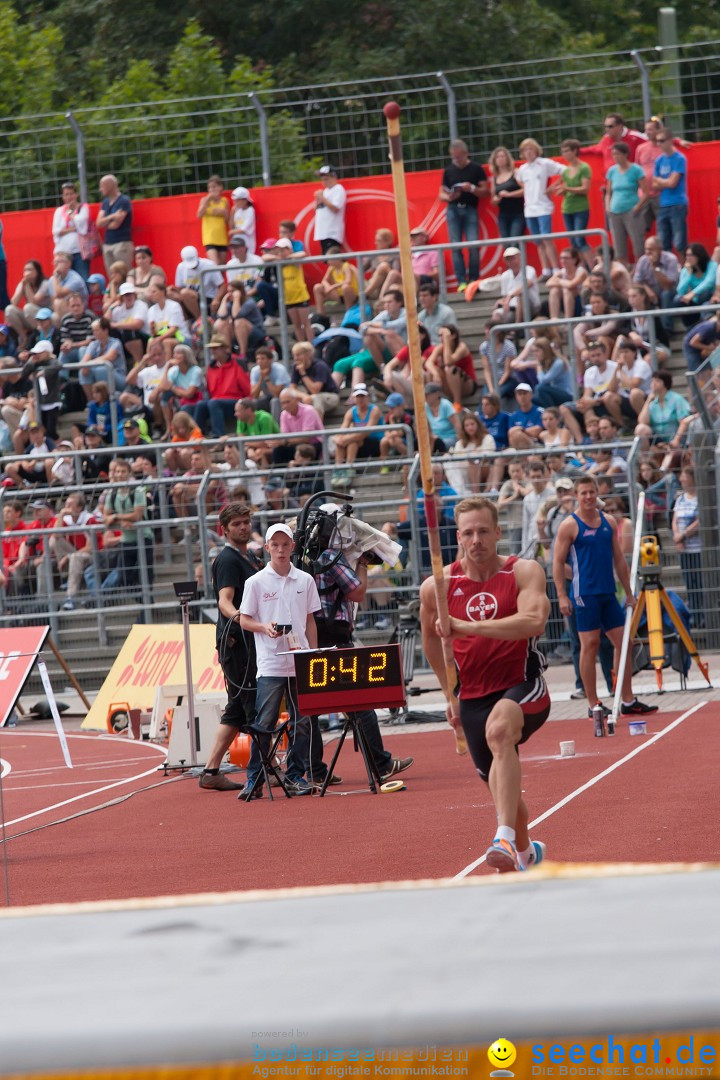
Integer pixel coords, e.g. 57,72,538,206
569,512,615,599
351,405,381,440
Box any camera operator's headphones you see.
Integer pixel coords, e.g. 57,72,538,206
293,490,354,576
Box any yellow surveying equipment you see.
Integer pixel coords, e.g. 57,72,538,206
628,535,711,691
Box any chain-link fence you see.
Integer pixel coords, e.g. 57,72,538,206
1,41,719,210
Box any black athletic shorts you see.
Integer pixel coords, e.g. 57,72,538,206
459,677,551,782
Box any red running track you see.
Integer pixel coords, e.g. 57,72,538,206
0,703,716,906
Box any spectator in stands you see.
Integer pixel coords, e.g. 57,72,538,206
225,233,263,289
146,280,189,360
171,446,225,519
584,113,647,172
235,397,279,464
61,500,106,610
633,236,680,330
59,292,94,369
289,341,339,418
20,308,60,362
635,118,669,235
382,324,433,407
21,340,61,439
334,290,407,390
274,387,323,464
96,175,133,276
365,228,398,301
101,260,129,316
79,317,127,401
624,284,671,366
313,244,358,314
197,175,230,265
164,410,204,474
497,460,529,552
249,344,290,417
52,181,90,280
409,227,439,290
108,281,149,366
521,462,554,555
444,411,495,495
439,139,487,290
157,343,204,434
86,273,106,318
87,381,123,443
169,246,225,324
478,392,510,449
539,405,571,450
426,323,476,408
492,245,540,323
635,370,691,445
212,280,265,358
48,252,88,319
652,128,688,256
100,456,154,595
6,260,50,340
488,146,524,241
674,243,717,326
416,281,454,345
0,357,33,441
683,309,720,373
507,383,544,450
547,248,588,319
532,337,573,407
121,337,165,431
194,336,250,438
12,498,57,596
581,267,628,310
119,417,153,459
0,499,27,594
126,245,165,301
314,165,347,253
332,384,382,482
560,341,617,442
274,233,315,343
556,139,593,268
573,292,626,359
4,420,55,485
516,138,565,279
601,338,652,427
378,393,413,466
49,492,93,584
605,141,649,266
0,324,17,366
230,187,256,253
479,321,517,399
75,424,108,482
672,466,702,627
425,382,458,450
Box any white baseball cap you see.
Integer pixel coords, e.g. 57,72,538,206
515,382,533,392
30,340,54,354
232,186,250,200
353,383,369,396
503,246,521,257
118,281,136,295
180,245,199,266
275,237,293,250
265,523,294,542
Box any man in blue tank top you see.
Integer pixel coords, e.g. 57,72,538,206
552,475,657,718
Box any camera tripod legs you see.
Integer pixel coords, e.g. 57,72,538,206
317,714,383,796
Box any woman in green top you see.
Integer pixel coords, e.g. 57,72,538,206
555,139,593,268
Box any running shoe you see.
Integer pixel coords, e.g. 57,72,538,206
525,840,546,869
621,698,659,715
486,837,519,873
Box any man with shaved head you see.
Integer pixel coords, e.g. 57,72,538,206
96,174,133,275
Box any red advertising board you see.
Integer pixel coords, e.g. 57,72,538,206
0,625,49,726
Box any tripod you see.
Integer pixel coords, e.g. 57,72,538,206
627,536,711,691
317,713,383,796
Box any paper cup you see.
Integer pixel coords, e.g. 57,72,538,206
560,740,575,757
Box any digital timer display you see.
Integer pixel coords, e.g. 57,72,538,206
294,644,405,713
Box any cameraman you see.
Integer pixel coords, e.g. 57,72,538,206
309,545,413,787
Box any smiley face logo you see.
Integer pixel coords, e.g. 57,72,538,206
488,1038,517,1073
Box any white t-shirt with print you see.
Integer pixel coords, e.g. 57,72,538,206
517,158,564,217
584,361,618,398
314,183,347,243
241,563,321,677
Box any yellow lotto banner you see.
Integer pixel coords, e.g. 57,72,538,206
4,1030,720,1079
82,624,224,730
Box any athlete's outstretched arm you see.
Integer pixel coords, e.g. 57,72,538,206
552,517,577,618
420,574,454,698
441,560,550,640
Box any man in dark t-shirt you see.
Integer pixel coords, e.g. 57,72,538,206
199,501,264,791
439,139,488,290
97,174,134,276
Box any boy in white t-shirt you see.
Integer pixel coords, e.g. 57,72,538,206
239,523,321,799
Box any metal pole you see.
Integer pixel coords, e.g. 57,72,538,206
630,51,652,123
518,239,531,324
658,7,684,136
249,92,272,187
65,111,88,205
611,490,646,729
181,598,198,768
436,72,458,144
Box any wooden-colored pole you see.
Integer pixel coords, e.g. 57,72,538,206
382,101,466,754
47,635,92,710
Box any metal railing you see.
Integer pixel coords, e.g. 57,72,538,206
1,40,719,209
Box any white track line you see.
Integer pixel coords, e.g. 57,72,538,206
2,765,170,828
454,701,708,878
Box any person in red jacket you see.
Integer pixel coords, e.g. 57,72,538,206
195,336,250,438
583,112,647,173
0,498,27,594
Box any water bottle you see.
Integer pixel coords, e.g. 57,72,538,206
592,703,605,738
